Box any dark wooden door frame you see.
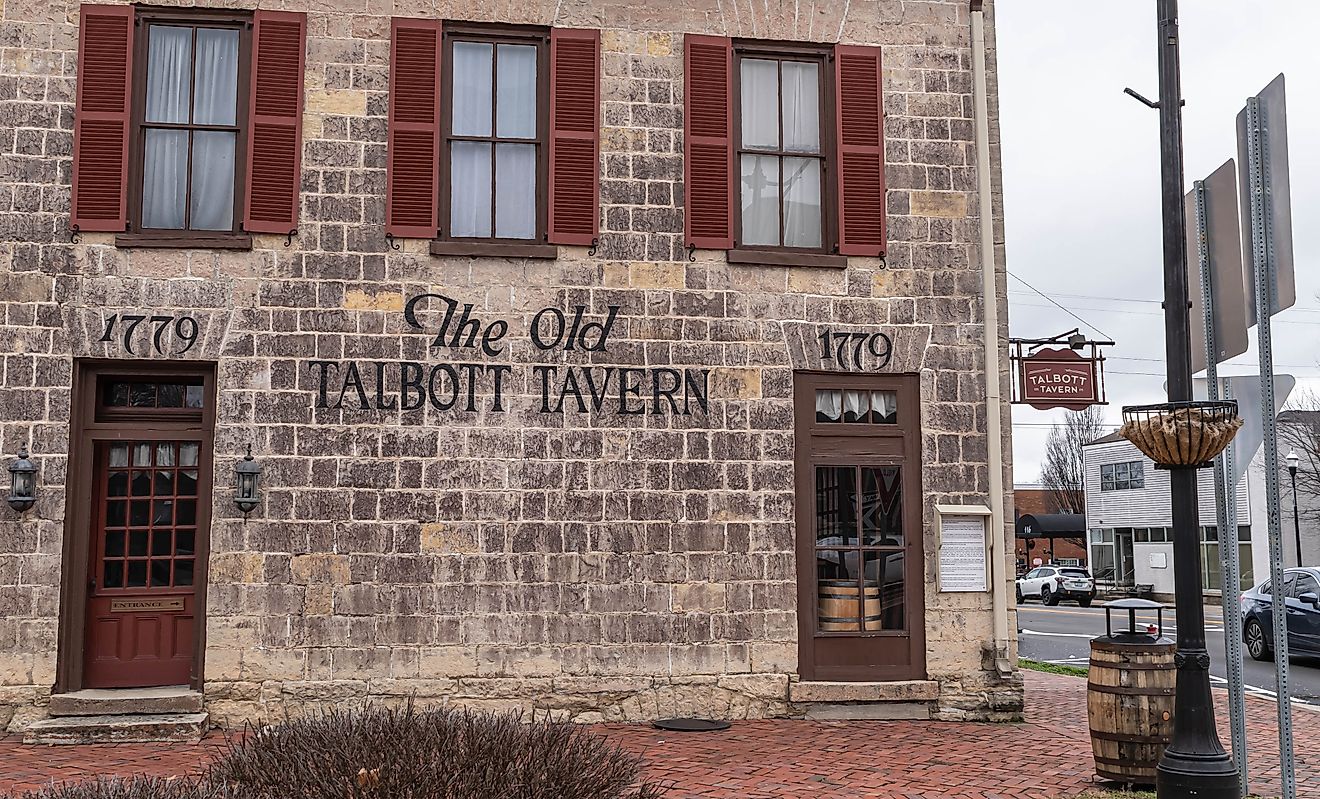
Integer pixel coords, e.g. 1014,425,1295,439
55,360,217,695
793,370,927,682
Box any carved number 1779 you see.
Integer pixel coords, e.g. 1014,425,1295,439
818,329,893,371
99,314,199,356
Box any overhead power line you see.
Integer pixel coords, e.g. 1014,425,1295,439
1006,270,1114,340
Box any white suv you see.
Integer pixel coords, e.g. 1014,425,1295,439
1016,566,1096,607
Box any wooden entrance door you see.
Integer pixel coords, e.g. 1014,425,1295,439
794,372,926,681
74,373,214,689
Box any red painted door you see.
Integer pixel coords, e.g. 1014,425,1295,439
83,438,202,688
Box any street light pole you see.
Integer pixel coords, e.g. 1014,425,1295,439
1287,450,1301,565
1150,2,1238,797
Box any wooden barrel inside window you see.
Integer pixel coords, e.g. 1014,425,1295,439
1087,638,1176,785
817,580,882,631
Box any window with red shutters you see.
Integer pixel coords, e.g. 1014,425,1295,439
686,38,886,265
547,28,600,246
72,4,134,233
683,35,734,250
385,18,442,239
834,45,885,257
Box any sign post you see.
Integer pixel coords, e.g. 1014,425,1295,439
1239,73,1296,799
1187,163,1249,796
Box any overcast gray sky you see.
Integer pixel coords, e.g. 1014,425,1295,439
996,1,1320,482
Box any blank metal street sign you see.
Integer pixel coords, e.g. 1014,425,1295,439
1186,158,1248,375
1237,73,1296,325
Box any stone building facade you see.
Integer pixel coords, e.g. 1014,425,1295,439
0,0,1021,733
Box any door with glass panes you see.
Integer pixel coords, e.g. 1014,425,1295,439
794,372,925,681
81,376,213,689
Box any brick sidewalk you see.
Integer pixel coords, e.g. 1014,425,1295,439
1,671,1315,798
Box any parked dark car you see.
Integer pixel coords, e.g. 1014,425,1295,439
1240,567,1320,660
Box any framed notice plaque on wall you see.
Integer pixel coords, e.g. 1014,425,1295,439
936,505,991,592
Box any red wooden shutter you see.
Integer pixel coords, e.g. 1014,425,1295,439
834,44,886,256
385,18,442,239
548,28,600,246
244,11,307,235
683,35,733,250
71,4,133,232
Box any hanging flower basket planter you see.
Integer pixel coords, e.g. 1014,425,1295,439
1119,401,1242,469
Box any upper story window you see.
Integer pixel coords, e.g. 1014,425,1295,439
736,46,829,252
684,36,884,266
442,28,547,243
134,12,248,236
385,20,600,255
1100,460,1144,491
71,5,307,247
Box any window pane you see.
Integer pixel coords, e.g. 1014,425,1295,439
816,571,866,632
109,444,129,469
496,44,537,138
494,143,536,239
866,550,906,630
145,25,192,124
815,389,842,423
127,560,148,588
105,529,125,557
870,391,897,424
106,501,126,528
185,385,204,408
782,156,821,248
133,443,152,467
156,443,176,467
190,131,236,231
452,41,493,136
175,558,195,586
842,390,868,423
150,559,172,588
180,443,199,467
861,467,903,546
781,61,819,153
739,154,779,246
142,129,188,229
450,141,493,237
815,466,858,546
740,58,779,149
158,384,185,408
193,28,239,126
104,560,124,589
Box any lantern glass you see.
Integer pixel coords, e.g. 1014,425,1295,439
234,450,261,514
8,448,37,513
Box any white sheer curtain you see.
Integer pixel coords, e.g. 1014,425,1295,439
781,61,821,247
740,59,778,148
142,26,190,229
843,390,869,423
451,142,491,237
494,44,536,238
870,390,898,423
141,25,238,231
815,389,842,422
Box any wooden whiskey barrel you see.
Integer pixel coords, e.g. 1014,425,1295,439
817,580,883,631
1087,638,1176,785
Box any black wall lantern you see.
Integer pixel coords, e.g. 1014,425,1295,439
234,446,262,515
7,445,37,513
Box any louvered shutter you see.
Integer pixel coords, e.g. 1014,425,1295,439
834,45,886,256
548,28,600,246
385,18,441,239
683,35,733,250
244,11,307,235
71,4,133,232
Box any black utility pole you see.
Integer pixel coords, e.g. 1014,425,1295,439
1151,3,1239,798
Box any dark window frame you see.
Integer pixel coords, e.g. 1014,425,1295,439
119,7,254,250
730,39,841,266
1101,460,1144,491
95,375,207,424
433,21,554,259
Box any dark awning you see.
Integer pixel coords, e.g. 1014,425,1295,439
1016,513,1086,539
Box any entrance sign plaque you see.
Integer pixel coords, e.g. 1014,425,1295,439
1019,348,1098,410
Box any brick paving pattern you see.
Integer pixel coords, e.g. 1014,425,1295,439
2,672,1316,798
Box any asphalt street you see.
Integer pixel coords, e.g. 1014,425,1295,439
1017,601,1320,707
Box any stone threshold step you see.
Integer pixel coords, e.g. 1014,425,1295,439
25,713,209,745
48,686,202,717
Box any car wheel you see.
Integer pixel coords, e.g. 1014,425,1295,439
1078,596,1093,608
1245,619,1271,662
1042,586,1059,606
1016,586,1024,604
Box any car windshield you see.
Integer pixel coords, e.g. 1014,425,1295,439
1060,569,1090,578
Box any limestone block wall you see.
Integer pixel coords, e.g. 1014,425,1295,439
0,0,1019,728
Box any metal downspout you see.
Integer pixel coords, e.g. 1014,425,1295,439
971,4,1013,677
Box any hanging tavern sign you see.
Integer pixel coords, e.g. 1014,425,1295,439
1009,330,1111,411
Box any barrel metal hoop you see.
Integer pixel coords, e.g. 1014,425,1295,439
1090,641,1176,654
1087,659,1177,671
1094,755,1161,767
1089,730,1171,745
1087,682,1176,696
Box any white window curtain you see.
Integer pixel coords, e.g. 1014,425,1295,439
843,390,869,422
815,389,842,422
141,25,238,231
